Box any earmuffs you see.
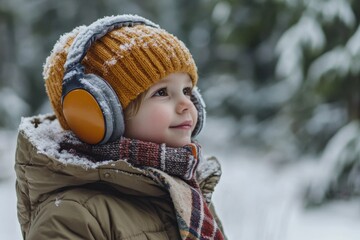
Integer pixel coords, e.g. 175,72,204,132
61,15,206,145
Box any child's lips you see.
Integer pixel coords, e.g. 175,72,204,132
170,120,193,129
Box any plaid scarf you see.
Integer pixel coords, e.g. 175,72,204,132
60,136,200,181
60,136,225,240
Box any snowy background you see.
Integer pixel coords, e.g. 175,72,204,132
1,0,360,239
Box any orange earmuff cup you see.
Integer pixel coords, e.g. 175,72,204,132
62,89,106,144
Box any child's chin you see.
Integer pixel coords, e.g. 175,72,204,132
167,139,192,148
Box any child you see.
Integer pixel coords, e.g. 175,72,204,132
15,14,226,239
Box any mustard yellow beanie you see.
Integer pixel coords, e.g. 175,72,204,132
43,17,198,130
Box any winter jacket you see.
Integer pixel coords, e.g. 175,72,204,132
15,114,225,240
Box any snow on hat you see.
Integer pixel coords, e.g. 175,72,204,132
43,15,198,130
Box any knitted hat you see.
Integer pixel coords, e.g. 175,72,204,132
43,18,198,130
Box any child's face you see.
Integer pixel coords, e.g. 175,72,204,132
124,73,198,147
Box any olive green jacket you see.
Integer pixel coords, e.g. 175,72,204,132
15,114,224,240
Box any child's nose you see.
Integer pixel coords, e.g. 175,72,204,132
176,96,192,113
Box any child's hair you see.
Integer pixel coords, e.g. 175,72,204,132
43,21,198,131
124,90,148,119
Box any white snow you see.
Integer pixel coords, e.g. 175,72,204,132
104,57,117,66
305,103,347,135
275,15,325,80
346,25,360,56
308,0,355,28
280,0,355,28
305,121,360,204
119,38,137,51
211,153,360,240
308,46,351,83
1,116,360,239
18,114,113,169
307,19,360,83
54,197,62,207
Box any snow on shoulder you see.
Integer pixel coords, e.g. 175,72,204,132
19,114,112,169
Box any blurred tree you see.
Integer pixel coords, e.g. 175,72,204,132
281,0,359,153
184,0,360,161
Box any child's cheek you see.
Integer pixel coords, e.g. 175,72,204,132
147,107,171,128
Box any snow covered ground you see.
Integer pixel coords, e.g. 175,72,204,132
1,117,360,239
211,152,360,240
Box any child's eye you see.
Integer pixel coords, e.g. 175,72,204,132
153,88,168,97
183,87,192,96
